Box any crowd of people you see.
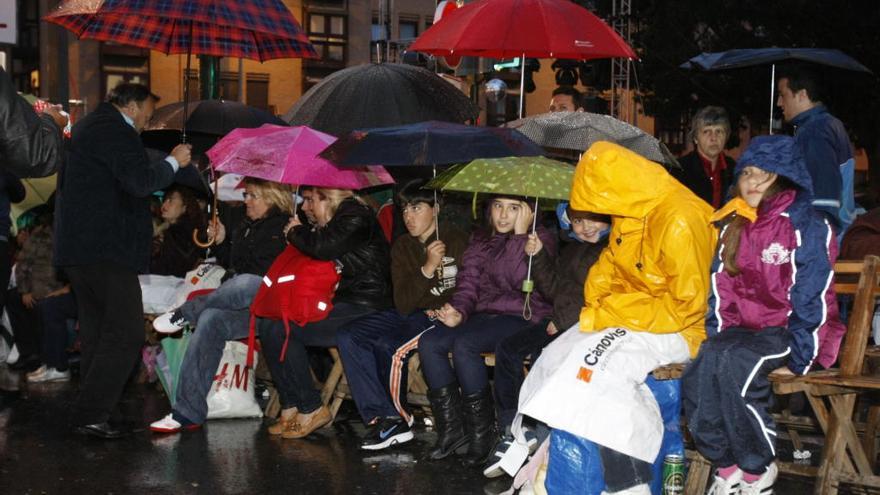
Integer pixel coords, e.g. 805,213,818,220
0,62,875,495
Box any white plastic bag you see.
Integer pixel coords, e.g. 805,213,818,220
206,341,262,419
517,326,689,463
173,262,226,309
139,274,185,314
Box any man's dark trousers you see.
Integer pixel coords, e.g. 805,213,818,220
66,262,143,425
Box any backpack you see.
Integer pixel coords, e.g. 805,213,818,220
246,245,341,366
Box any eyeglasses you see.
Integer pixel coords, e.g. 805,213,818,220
242,192,261,201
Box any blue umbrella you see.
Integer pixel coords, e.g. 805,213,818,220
318,120,544,166
680,48,873,133
680,48,872,73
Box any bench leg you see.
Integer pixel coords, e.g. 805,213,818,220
815,394,858,495
686,450,712,495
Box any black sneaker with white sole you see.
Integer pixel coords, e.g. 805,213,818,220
482,428,538,478
360,417,414,451
153,310,189,334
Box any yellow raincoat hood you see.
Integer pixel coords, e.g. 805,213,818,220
571,142,716,356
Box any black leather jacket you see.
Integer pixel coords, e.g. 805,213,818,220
216,208,290,278
0,68,62,177
287,197,392,310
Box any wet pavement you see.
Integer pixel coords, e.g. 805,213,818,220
0,367,822,495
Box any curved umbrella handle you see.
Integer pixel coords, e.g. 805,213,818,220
192,169,221,248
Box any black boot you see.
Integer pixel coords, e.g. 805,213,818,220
461,387,497,467
427,383,469,460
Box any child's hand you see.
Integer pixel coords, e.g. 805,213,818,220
424,240,447,275
546,321,558,335
436,303,463,327
514,201,534,235
525,233,543,256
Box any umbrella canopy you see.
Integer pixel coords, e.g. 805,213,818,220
44,0,317,61
284,63,479,137
146,100,286,135
680,48,872,73
427,156,573,201
505,111,679,166
409,0,637,60
207,124,395,190
321,121,543,167
11,176,57,230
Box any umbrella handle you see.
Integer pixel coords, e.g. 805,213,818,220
192,171,221,248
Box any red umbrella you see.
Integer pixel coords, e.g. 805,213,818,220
409,0,636,116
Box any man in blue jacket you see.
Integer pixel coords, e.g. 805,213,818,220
54,83,191,439
777,67,855,233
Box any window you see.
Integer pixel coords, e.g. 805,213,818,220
306,14,347,65
101,44,150,97
399,19,418,40
371,17,386,41
219,72,240,101
246,73,270,111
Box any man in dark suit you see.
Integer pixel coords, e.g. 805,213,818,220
672,106,736,209
54,83,191,438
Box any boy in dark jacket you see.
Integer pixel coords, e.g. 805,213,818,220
336,179,468,450
483,203,610,477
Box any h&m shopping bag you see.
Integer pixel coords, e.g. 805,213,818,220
206,341,262,419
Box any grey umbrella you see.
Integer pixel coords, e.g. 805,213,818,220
284,63,479,137
505,111,679,167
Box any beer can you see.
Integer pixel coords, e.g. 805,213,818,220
662,454,685,495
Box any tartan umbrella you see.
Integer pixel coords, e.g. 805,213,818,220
45,0,317,140
44,0,316,62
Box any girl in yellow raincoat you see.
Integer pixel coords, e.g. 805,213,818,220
517,141,716,495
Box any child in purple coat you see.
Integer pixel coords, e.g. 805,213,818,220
419,195,555,466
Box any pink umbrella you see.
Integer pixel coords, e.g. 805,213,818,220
206,124,394,190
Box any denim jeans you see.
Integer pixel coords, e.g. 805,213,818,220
418,313,536,394
257,303,375,414
178,273,262,326
172,274,262,424
37,292,78,370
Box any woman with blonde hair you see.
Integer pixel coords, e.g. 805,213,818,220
257,185,393,440
150,177,292,433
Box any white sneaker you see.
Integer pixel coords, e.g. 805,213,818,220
601,483,651,495
27,367,70,383
150,413,202,433
739,463,778,495
153,310,188,334
6,344,19,365
708,468,743,495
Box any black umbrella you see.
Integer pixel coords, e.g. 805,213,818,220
146,99,286,136
284,63,479,137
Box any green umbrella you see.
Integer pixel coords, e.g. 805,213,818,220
157,330,193,406
426,155,574,201
426,156,575,320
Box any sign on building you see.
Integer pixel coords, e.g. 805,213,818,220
0,2,17,45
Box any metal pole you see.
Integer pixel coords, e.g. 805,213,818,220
769,64,776,135
518,53,525,118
